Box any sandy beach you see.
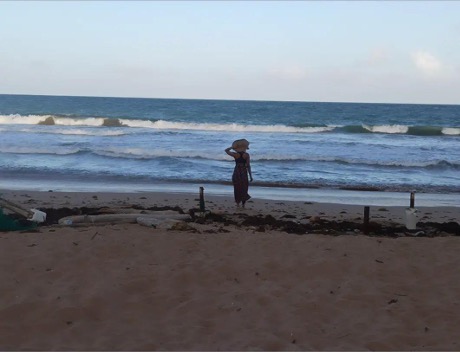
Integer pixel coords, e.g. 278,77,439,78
1,190,460,351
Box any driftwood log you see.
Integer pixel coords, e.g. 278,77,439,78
58,211,190,226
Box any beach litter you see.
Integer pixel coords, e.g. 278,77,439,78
0,208,37,231
0,197,47,223
405,208,418,230
0,196,47,231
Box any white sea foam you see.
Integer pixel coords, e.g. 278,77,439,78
0,146,80,155
1,114,457,138
117,119,325,133
363,124,409,134
0,114,334,133
22,128,127,136
93,148,229,161
53,117,105,126
442,127,460,135
0,114,50,125
118,119,155,128
0,114,106,126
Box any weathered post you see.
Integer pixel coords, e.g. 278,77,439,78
363,206,370,233
410,191,415,208
199,187,205,213
405,191,418,230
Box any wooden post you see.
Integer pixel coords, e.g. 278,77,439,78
410,192,415,208
363,206,370,233
199,187,205,212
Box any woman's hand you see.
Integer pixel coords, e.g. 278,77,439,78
250,176,254,182
225,147,235,156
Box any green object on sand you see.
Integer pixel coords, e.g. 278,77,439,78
0,209,37,231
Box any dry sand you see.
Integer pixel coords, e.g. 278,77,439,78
1,190,460,351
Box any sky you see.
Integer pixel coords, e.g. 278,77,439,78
1,1,460,104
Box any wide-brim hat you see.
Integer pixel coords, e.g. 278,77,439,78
232,139,250,152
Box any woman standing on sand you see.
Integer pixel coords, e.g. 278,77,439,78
225,139,253,207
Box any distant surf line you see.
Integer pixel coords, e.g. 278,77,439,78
0,114,459,136
1,146,459,170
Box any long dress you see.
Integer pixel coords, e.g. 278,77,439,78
232,152,251,204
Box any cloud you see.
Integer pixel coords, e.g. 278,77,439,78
412,51,442,75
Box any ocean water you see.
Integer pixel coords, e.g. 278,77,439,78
1,94,459,204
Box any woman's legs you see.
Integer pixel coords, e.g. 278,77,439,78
233,165,250,207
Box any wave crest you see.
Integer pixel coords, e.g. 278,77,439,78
0,114,458,136
363,124,408,134
442,127,460,135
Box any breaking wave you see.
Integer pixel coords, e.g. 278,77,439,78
0,114,459,136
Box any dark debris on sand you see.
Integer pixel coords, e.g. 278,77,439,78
33,205,460,237
195,212,460,237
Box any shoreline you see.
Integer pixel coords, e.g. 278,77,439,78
2,181,460,207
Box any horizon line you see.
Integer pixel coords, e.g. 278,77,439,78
0,92,459,107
